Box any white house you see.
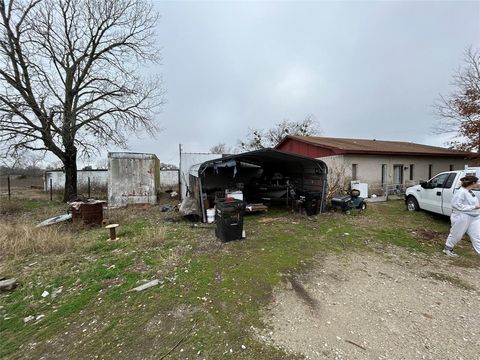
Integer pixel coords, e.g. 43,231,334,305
276,136,476,196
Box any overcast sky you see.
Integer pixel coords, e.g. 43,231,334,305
106,0,480,167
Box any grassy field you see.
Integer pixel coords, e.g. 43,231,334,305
0,194,478,359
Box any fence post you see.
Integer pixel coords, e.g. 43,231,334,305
88,177,91,198
177,169,181,197
178,143,182,200
50,178,53,201
7,175,11,200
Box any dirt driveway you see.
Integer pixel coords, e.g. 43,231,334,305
257,248,480,360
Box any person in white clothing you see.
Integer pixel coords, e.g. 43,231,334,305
443,175,480,256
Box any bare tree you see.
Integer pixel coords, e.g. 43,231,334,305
0,148,44,175
209,143,228,154
434,48,480,154
0,0,164,201
325,162,351,203
239,114,320,151
160,162,178,170
0,148,43,170
45,160,63,170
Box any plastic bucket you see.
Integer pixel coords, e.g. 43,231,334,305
206,208,215,223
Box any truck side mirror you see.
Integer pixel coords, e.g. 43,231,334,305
420,181,428,189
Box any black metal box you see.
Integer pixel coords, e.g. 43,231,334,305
215,199,246,242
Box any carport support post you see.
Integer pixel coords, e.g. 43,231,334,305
320,165,328,212
199,175,206,223
7,176,11,200
50,178,53,201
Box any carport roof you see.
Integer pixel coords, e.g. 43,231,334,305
197,148,327,175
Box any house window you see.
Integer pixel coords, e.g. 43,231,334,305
428,164,433,179
449,164,454,171
352,164,358,180
409,164,414,181
381,164,387,186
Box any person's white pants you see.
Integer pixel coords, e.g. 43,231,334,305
445,212,480,254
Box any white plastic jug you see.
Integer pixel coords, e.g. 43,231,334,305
206,208,215,223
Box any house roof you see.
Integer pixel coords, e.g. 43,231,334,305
276,135,475,157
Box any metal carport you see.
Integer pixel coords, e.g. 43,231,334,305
187,149,328,222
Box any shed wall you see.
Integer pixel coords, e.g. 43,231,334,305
160,170,179,188
108,153,160,207
44,170,108,191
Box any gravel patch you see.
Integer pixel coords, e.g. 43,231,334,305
258,250,480,360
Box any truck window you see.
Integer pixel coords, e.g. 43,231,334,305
429,173,449,188
443,173,456,189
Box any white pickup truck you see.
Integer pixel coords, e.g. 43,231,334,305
405,166,480,216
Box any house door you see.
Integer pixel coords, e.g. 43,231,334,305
393,165,403,185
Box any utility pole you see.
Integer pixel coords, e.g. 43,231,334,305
178,144,182,200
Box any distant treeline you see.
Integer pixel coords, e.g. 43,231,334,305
0,166,45,177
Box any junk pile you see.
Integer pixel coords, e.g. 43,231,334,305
181,149,328,223
293,191,323,216
179,197,201,222
36,199,105,227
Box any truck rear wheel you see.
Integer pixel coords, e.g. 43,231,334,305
406,196,419,212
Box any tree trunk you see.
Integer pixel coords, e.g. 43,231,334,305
63,150,78,202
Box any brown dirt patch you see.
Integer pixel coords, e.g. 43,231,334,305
410,228,446,244
258,250,480,360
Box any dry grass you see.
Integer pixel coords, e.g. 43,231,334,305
143,226,166,248
104,207,139,225
0,222,74,259
0,200,22,215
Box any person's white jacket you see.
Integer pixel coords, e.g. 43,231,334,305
451,187,480,217
446,186,480,254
